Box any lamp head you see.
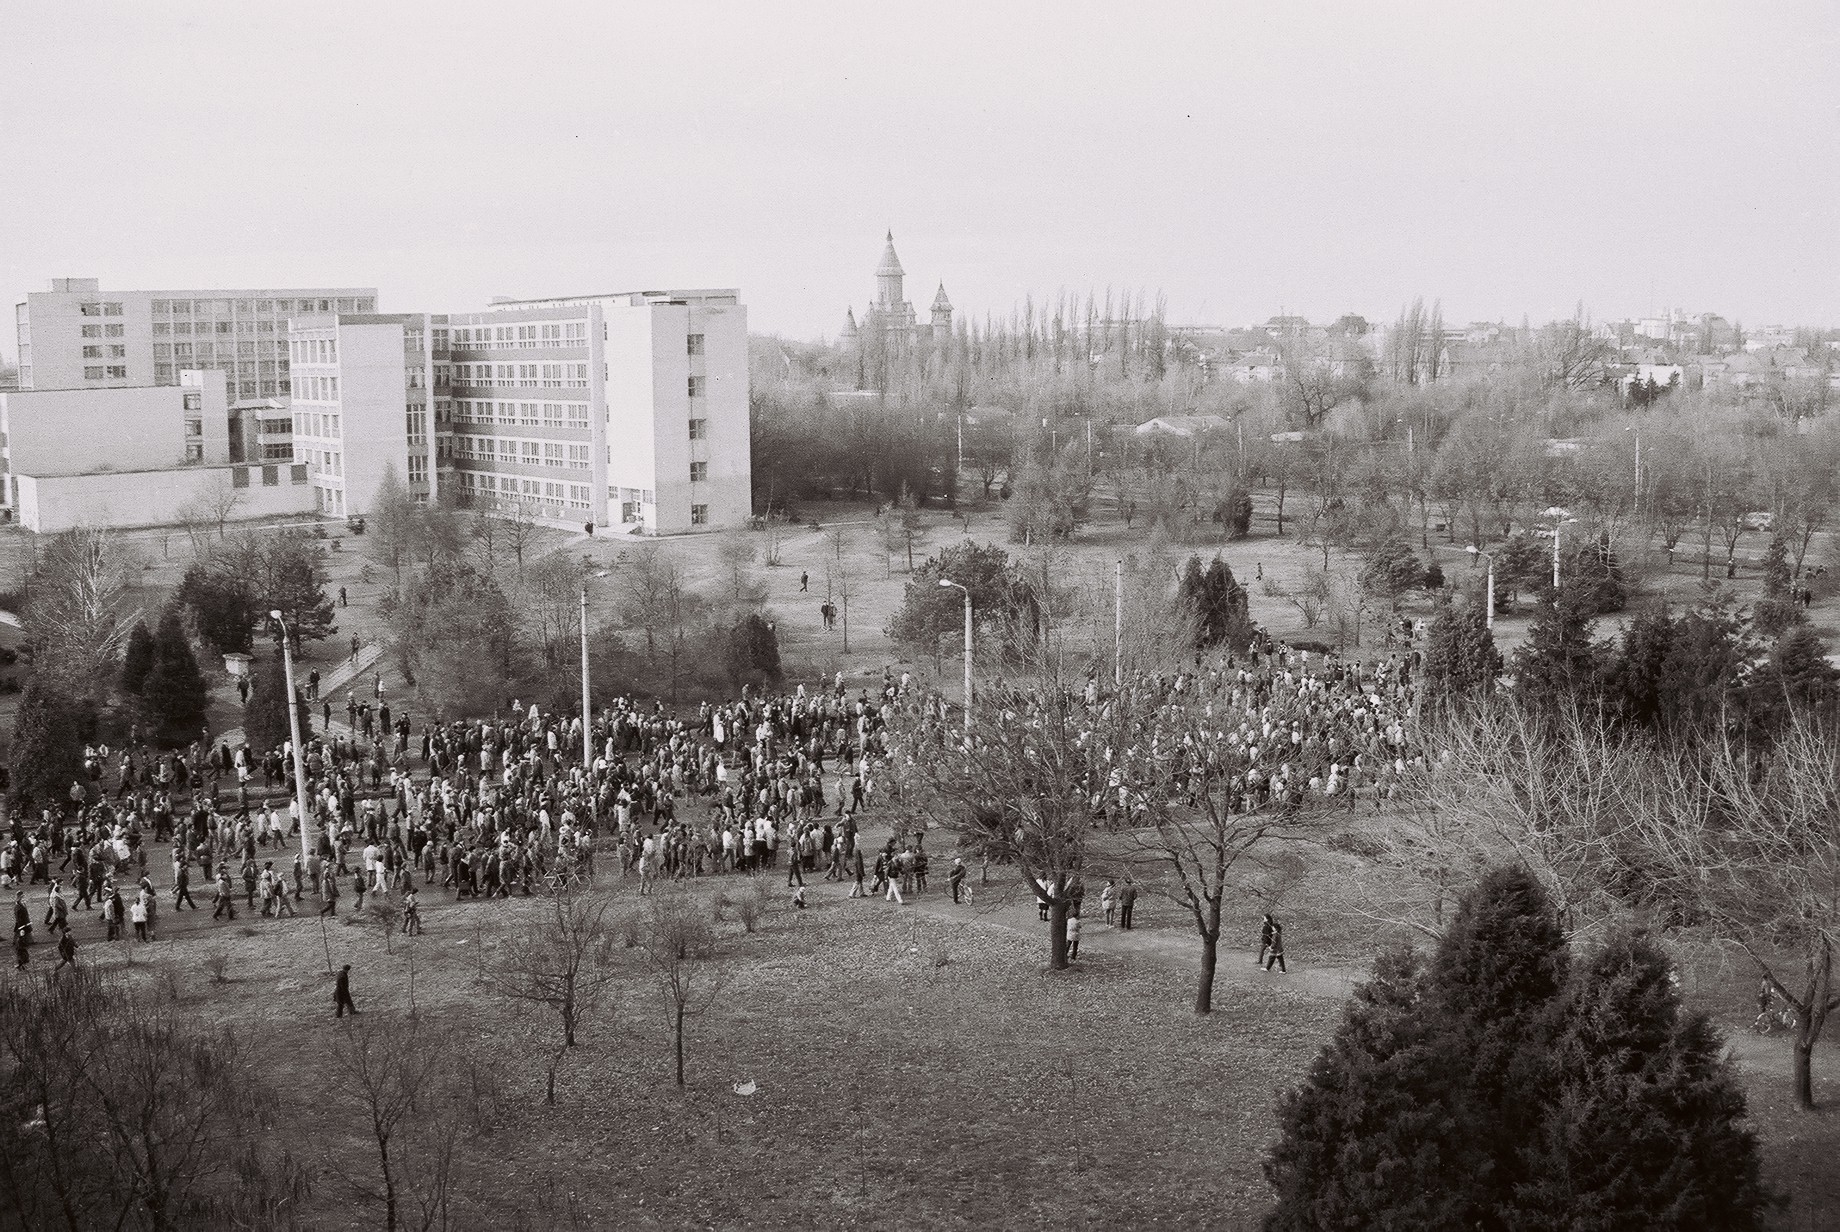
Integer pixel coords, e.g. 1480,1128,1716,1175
938,579,956,589
268,609,283,621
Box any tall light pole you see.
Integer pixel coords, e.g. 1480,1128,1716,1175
270,610,314,872
1627,425,1641,516
1548,513,1578,590
1113,559,1124,688
1465,546,1496,629
938,578,972,716
579,570,609,770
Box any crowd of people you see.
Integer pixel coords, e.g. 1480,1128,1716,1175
2,629,1426,975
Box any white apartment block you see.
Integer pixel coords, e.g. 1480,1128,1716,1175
480,288,750,533
445,306,601,528
13,278,377,396
287,314,440,518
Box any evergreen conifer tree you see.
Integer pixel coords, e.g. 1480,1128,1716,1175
1264,946,1475,1232
1752,534,1802,637
1512,582,1605,712
1509,930,1772,1229
119,620,156,695
1420,592,1502,708
724,612,783,690
139,608,209,748
9,679,90,811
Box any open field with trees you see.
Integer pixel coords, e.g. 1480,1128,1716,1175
3,310,1840,1229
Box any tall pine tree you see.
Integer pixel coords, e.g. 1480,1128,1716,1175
1512,582,1605,713
243,652,310,755
9,680,90,813
119,620,156,695
139,608,209,748
1420,591,1502,708
1508,929,1772,1229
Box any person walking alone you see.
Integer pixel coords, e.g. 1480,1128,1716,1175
1118,880,1137,930
1262,917,1287,973
334,964,358,1017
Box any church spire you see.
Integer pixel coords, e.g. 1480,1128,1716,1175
875,231,905,307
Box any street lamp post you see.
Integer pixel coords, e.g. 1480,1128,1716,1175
579,570,610,771
269,610,315,873
938,578,972,716
1627,425,1641,516
1465,546,1497,629
1114,559,1124,689
1550,515,1579,590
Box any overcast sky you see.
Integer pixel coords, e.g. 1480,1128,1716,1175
3,1,1836,353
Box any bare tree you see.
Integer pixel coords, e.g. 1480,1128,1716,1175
635,888,727,1088
499,499,539,575
0,971,279,1232
330,1017,464,1232
491,891,620,1103
823,527,855,654
519,553,585,670
1637,718,1840,1110
175,471,243,551
25,526,133,701
1129,707,1317,1013
712,530,764,606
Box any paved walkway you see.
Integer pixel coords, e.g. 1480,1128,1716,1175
215,641,386,751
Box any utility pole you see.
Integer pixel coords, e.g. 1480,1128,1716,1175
1114,559,1123,689
270,611,315,873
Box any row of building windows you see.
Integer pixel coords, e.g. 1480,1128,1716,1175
151,365,286,396
453,399,591,428
155,343,280,365
154,321,288,337
452,362,589,388
295,412,342,439
78,303,123,317
153,297,374,316
451,436,592,468
296,375,340,402
84,365,128,380
457,471,594,512
82,345,126,359
290,339,338,364
450,322,587,349
80,324,124,338
227,464,309,488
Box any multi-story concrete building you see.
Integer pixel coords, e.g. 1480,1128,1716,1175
287,313,443,518
445,305,600,528
0,368,313,531
475,288,749,533
13,278,377,396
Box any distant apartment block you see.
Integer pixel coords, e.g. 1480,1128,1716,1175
13,278,377,396
0,368,312,532
2,281,749,537
476,288,750,533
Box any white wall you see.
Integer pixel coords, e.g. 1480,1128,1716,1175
336,322,411,516
16,464,314,532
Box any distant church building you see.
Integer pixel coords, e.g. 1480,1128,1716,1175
842,231,952,354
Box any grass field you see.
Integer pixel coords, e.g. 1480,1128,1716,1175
31,802,1840,1231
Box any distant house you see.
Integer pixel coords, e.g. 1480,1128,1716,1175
1134,414,1229,438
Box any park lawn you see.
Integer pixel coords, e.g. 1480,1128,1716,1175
97,878,1339,1232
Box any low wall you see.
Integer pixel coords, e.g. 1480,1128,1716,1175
16,464,316,533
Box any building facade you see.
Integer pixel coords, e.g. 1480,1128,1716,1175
444,305,600,527
13,278,377,396
474,288,750,534
287,313,442,518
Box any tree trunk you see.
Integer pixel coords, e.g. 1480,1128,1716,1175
1196,933,1218,1014
1794,1030,1815,1110
674,1003,687,1087
1048,897,1070,970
